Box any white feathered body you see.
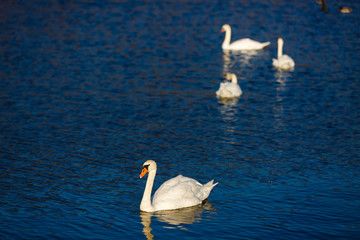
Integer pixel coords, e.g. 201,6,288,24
216,82,242,98
272,54,295,70
224,38,270,51
152,175,218,211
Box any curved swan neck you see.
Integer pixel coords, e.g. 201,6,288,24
140,170,156,212
222,28,231,49
277,38,283,59
231,74,238,84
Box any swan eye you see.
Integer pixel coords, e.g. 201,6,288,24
143,164,149,170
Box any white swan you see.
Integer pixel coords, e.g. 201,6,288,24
139,160,218,212
216,73,242,98
339,7,352,13
272,38,295,71
221,24,270,51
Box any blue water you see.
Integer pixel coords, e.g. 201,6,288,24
1,0,360,239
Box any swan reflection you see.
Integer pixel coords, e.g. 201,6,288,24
140,201,215,239
218,97,240,125
273,70,292,129
275,70,291,92
222,50,232,74
218,97,239,106
274,70,290,108
222,50,259,74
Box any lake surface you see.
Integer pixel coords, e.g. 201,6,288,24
1,0,360,239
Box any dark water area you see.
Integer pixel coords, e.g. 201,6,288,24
1,0,360,239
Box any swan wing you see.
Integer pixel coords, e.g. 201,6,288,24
153,175,202,202
272,58,279,67
273,55,295,70
152,175,216,211
229,38,270,50
216,82,242,98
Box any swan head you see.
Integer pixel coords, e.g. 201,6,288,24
224,73,232,80
221,24,231,33
224,73,237,84
140,160,157,178
277,38,284,46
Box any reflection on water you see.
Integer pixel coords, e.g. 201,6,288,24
140,201,215,239
222,50,260,74
218,98,240,121
273,70,292,129
275,70,291,93
141,212,154,240
218,97,239,106
222,50,232,74
217,98,240,144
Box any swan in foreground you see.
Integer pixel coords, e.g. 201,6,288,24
272,38,295,71
221,24,270,51
216,73,242,98
139,160,218,212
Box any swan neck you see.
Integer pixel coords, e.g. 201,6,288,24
278,40,283,59
140,170,156,212
222,28,231,49
231,74,238,84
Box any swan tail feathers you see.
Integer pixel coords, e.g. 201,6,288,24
263,41,271,48
199,180,218,201
204,179,218,188
204,180,214,187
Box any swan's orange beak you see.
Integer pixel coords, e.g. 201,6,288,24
220,28,225,33
139,167,148,178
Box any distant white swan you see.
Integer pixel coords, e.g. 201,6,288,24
216,73,242,98
272,38,295,71
338,7,352,13
221,24,270,51
139,160,218,212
